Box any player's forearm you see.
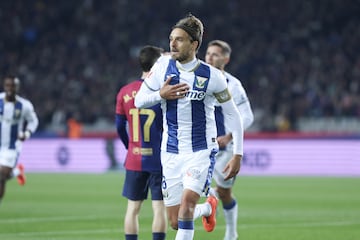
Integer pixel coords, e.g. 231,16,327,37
25,112,39,134
237,101,254,130
134,83,162,108
221,100,244,155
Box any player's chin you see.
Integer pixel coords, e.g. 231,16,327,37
170,51,179,59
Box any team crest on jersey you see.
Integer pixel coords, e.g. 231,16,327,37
14,109,21,119
195,76,208,89
132,147,141,155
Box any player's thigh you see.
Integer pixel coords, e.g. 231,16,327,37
213,150,235,189
161,149,217,206
0,149,18,168
148,171,163,201
122,170,150,201
161,151,183,207
182,148,217,196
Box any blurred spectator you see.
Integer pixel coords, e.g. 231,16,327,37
66,112,82,138
0,0,359,133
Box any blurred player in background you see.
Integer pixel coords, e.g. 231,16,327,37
135,14,244,240
115,45,167,240
0,76,39,205
205,40,254,240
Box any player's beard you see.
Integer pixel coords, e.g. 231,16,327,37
5,91,16,101
171,49,192,63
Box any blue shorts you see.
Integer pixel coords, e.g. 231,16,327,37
122,170,163,201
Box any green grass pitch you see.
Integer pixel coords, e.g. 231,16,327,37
1,173,359,240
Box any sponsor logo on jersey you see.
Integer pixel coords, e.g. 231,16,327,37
132,147,153,156
185,90,206,100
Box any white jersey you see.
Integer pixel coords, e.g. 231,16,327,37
144,55,229,154
0,93,39,151
224,72,249,113
215,72,254,151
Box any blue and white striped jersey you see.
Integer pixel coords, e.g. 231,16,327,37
0,93,39,150
143,55,230,154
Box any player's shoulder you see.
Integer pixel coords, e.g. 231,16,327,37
199,60,224,79
0,92,5,99
15,95,34,108
155,55,172,66
225,72,245,87
144,55,172,84
224,72,241,83
119,79,142,92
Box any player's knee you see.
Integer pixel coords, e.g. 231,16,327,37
170,220,178,230
168,215,178,230
0,167,12,181
126,200,142,215
0,172,6,183
217,187,231,201
0,172,6,198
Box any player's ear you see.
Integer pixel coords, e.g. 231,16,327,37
192,40,199,52
224,57,230,65
14,77,21,92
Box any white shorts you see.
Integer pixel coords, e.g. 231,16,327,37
0,149,19,168
161,148,217,207
213,149,236,189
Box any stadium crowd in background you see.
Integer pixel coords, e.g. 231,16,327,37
0,0,359,133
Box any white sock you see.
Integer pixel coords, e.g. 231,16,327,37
208,187,218,198
223,201,238,239
176,220,194,240
193,202,211,219
12,168,20,178
175,228,194,240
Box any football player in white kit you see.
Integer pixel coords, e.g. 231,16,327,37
0,76,39,205
206,40,254,240
135,14,244,240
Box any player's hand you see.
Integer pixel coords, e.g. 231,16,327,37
18,131,31,141
223,154,242,181
217,134,232,149
160,76,189,100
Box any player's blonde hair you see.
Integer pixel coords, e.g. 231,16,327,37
207,40,232,57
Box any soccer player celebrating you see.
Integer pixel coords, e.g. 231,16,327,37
135,14,244,240
206,40,254,240
0,76,39,205
115,46,167,240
